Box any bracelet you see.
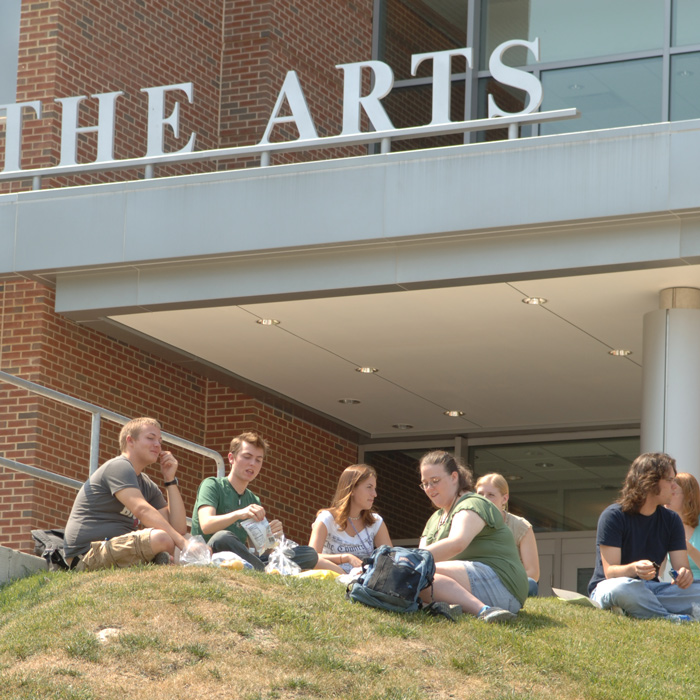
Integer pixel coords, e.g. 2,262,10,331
164,478,179,487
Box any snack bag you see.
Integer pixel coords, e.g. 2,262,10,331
240,517,277,553
264,536,301,576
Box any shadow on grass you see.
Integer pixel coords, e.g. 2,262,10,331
513,610,565,630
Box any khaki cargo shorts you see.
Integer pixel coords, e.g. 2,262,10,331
76,529,156,572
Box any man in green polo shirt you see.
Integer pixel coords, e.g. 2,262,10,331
191,431,318,571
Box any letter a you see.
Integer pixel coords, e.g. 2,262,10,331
259,71,318,144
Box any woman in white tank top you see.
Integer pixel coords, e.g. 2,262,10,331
309,464,392,573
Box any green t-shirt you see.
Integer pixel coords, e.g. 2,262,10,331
422,492,529,605
190,476,260,544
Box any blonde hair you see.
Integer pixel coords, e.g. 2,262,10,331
675,472,700,529
475,473,509,496
119,417,161,452
321,464,378,531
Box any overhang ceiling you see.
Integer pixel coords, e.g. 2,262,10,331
110,264,700,440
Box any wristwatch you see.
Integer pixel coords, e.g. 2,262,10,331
164,478,179,487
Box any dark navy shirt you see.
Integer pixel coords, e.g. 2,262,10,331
588,503,686,596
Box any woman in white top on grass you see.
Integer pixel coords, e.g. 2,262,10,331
475,472,540,597
309,464,392,573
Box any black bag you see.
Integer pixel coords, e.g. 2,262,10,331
31,529,70,571
347,545,435,613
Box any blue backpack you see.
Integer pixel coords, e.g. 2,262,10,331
347,545,435,613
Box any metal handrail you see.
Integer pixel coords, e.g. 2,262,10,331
0,369,226,492
0,108,580,190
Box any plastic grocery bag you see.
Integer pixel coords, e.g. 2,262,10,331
212,551,254,570
264,536,301,576
176,534,212,566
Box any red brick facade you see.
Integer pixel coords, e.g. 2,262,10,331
0,0,445,555
0,279,359,552
0,0,369,551
2,0,375,192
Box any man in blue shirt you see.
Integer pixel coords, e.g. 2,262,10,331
588,452,700,622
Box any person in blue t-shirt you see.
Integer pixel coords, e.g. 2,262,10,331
588,452,700,622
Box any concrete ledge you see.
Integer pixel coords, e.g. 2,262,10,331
0,545,47,585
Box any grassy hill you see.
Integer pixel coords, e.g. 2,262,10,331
0,566,698,700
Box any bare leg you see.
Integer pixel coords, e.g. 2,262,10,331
421,572,485,616
150,528,177,556
435,560,474,592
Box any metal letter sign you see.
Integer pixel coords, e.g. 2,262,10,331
0,40,575,187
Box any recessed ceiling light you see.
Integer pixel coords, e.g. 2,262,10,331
356,367,378,373
677,70,694,78
392,423,414,430
443,410,464,417
608,349,632,357
522,297,547,305
256,318,280,326
338,398,361,405
506,474,523,481
568,83,585,91
535,462,554,468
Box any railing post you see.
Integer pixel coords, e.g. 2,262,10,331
32,176,41,191
381,137,391,154
508,122,519,140
90,412,101,474
144,164,154,179
260,151,270,167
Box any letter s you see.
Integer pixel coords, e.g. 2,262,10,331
488,38,543,118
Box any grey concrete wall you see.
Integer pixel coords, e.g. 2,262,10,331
0,545,47,585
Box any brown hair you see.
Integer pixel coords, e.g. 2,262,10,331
618,452,676,514
675,472,700,529
322,464,378,531
419,450,473,493
119,417,161,453
229,432,269,458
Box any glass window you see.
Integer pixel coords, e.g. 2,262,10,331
0,0,21,104
670,53,700,121
481,0,664,67
469,436,640,532
383,83,466,150
363,446,454,540
477,77,528,141
380,0,469,80
539,58,663,136
672,0,700,47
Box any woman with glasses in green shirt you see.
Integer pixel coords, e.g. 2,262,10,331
418,450,528,622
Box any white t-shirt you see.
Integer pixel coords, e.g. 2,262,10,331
314,510,384,573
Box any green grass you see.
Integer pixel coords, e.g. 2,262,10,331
0,566,698,700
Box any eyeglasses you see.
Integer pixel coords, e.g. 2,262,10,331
420,477,442,491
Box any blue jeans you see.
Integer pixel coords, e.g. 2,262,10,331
207,530,318,572
590,577,700,619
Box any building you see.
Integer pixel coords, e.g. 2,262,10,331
2,0,700,595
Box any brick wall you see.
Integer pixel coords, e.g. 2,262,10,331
2,0,376,192
366,449,436,540
219,0,374,169
3,0,222,193
0,0,447,554
0,278,359,552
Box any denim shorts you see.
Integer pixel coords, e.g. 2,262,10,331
460,560,522,613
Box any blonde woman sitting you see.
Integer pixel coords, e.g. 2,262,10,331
309,464,392,574
476,472,540,597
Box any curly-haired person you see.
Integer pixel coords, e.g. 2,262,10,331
588,452,700,622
